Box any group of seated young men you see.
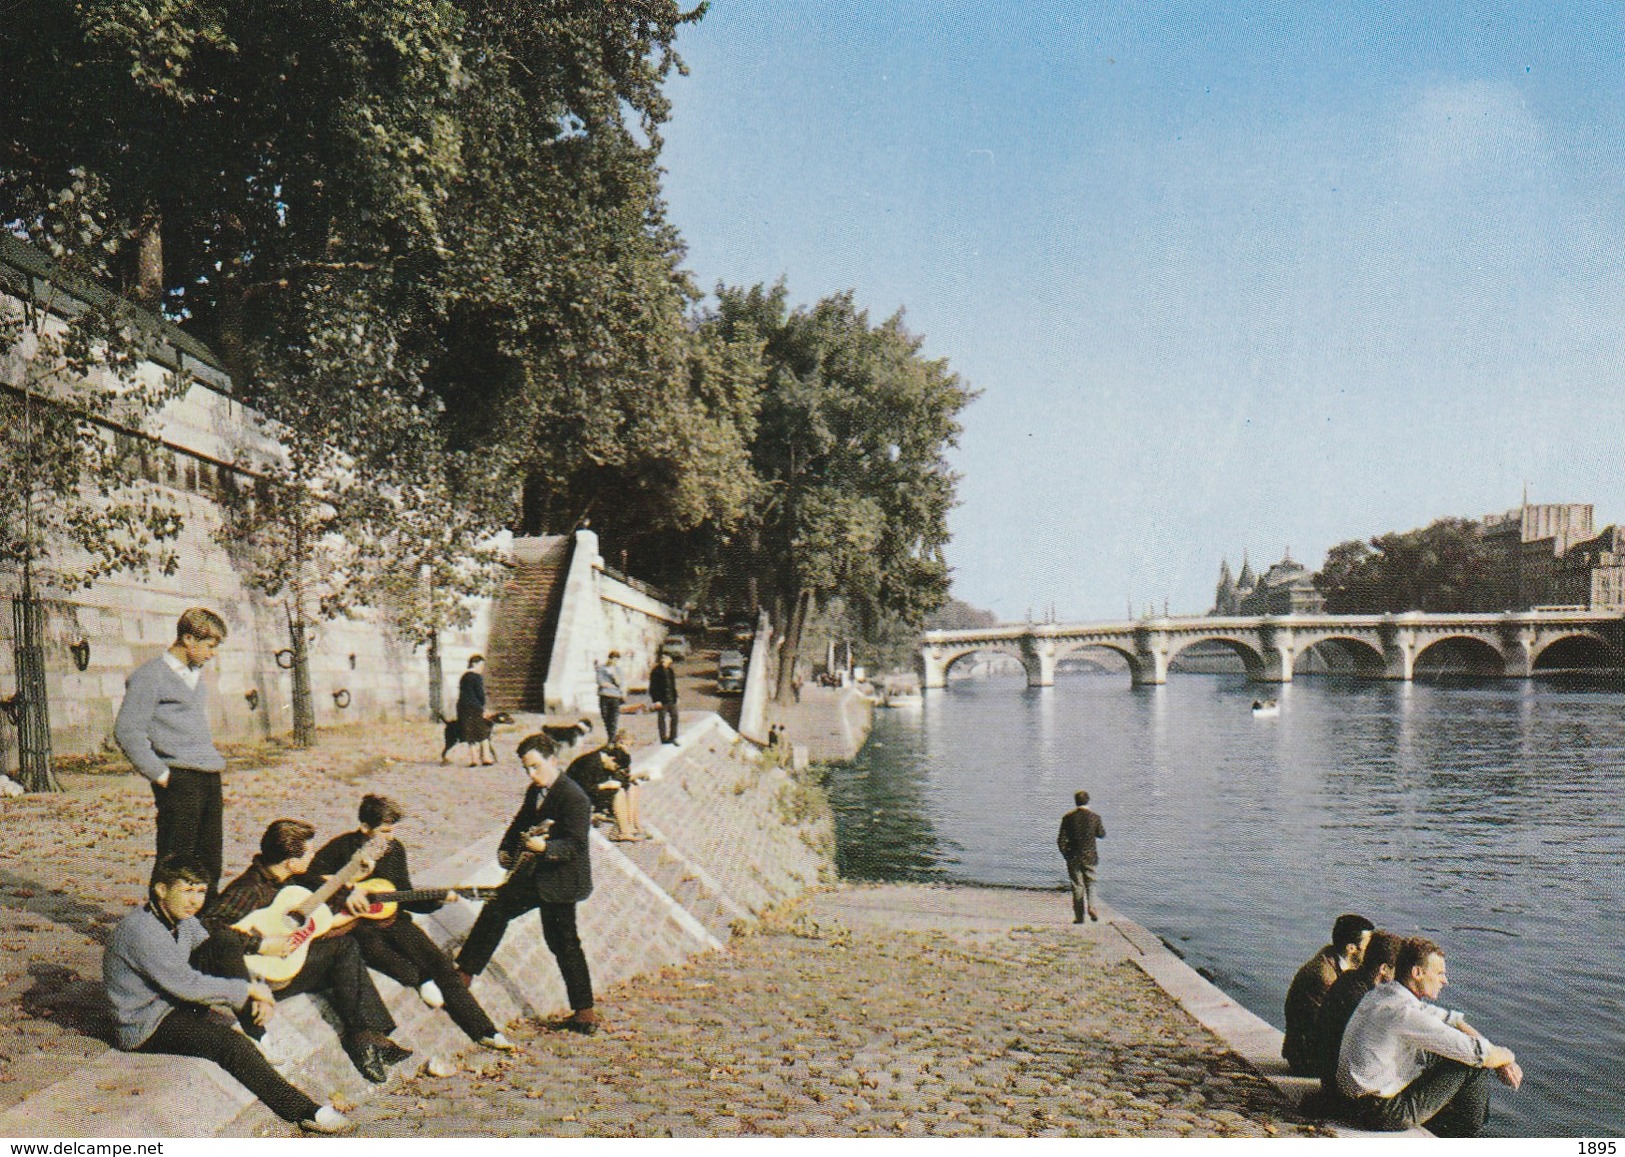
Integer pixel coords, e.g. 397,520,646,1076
103,777,579,1135
1282,913,1522,1137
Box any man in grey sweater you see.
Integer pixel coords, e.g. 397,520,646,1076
104,857,350,1133
115,608,230,901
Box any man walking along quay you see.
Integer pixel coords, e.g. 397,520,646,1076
114,607,230,902
1057,790,1106,923
1336,936,1522,1136
650,651,680,745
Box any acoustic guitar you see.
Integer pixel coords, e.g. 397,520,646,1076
338,878,506,927
234,834,390,985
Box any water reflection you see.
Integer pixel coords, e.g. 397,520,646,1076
824,671,1625,1137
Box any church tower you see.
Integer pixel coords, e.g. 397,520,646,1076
1214,559,1238,615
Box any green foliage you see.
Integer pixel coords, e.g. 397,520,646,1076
1314,517,1501,612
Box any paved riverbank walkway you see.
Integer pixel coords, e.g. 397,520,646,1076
342,883,1330,1139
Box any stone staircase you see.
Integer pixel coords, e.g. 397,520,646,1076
484,535,572,712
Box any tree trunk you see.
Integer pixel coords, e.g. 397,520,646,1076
133,211,164,311
287,603,316,748
9,583,60,792
426,629,444,721
774,588,812,703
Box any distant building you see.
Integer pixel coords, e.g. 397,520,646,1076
1212,550,1325,615
1482,501,1596,609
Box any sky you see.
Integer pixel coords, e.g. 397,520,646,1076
659,2,1625,621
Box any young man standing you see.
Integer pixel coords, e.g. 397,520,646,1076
104,857,350,1134
1056,790,1106,923
650,651,680,745
310,795,514,1051
199,819,412,1084
457,733,599,1035
595,652,624,745
115,607,230,902
1337,937,1522,1136
1283,913,1375,1075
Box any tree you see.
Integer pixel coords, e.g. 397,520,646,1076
0,219,185,790
710,284,973,700
1314,518,1498,613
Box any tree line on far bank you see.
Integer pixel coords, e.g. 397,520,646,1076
0,1,972,783
1313,517,1509,614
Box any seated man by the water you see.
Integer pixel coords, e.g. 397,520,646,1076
566,742,645,842
1336,936,1522,1136
1282,912,1374,1074
104,856,351,1134
1314,929,1403,1096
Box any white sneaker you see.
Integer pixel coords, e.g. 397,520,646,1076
301,1105,353,1134
477,1032,517,1052
419,980,445,1009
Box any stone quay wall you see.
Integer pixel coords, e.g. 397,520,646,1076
0,712,832,1136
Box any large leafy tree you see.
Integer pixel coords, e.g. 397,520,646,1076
711,284,973,699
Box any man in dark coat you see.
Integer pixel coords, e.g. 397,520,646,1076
649,652,680,744
456,732,599,1034
1282,912,1374,1075
1315,928,1403,1097
1057,790,1107,923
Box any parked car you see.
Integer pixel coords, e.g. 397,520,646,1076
660,634,691,659
729,615,756,648
717,649,747,694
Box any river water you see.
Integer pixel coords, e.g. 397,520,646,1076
825,670,1625,1137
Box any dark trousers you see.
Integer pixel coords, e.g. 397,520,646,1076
1355,1059,1492,1137
457,888,594,1012
656,702,679,743
1066,858,1099,921
353,919,496,1041
151,768,223,903
599,696,621,744
140,1006,319,1123
198,935,396,1041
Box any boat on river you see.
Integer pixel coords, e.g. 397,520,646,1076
1251,699,1279,718
878,674,924,708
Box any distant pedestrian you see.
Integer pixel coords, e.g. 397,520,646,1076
1057,790,1106,923
595,652,624,744
454,655,495,766
115,607,230,904
650,652,680,745
1283,913,1374,1076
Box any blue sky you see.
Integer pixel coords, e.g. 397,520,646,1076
660,2,1625,620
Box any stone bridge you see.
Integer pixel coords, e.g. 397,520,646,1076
919,610,1625,688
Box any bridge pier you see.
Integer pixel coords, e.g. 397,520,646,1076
920,647,949,690
1131,625,1170,685
1020,636,1056,688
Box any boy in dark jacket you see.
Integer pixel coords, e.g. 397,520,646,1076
456,732,599,1034
310,794,512,1051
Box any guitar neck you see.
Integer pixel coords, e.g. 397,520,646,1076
370,886,500,904
296,839,387,919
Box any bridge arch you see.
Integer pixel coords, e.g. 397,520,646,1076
1054,639,1144,685
932,643,1039,686
1530,630,1623,672
1288,633,1387,677
1413,634,1508,677
1165,634,1269,680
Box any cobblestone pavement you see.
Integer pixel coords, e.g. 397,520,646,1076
344,888,1330,1139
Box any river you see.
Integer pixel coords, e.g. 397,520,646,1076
825,670,1625,1137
